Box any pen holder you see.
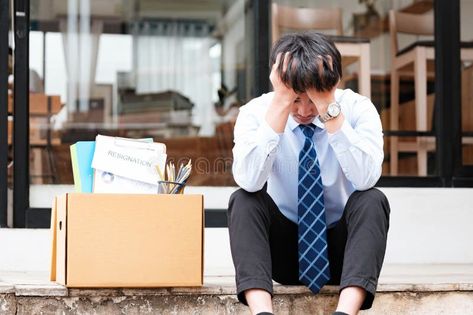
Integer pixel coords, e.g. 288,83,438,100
157,180,185,194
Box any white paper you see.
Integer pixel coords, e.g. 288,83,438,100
92,135,167,185
93,170,157,194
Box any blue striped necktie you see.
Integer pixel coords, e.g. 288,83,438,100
297,124,330,293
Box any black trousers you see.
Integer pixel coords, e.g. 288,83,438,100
227,187,390,310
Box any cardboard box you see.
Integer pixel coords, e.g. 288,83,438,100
50,193,204,287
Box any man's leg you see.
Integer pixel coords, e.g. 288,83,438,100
331,188,390,313
336,287,366,314
228,188,274,314
228,188,300,314
245,289,273,314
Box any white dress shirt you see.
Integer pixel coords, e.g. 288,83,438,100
232,89,384,227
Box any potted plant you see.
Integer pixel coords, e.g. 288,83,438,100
353,0,381,38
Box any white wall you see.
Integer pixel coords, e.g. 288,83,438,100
1,187,473,273
383,188,473,264
0,228,52,272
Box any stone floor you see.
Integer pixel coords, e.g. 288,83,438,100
1,264,473,314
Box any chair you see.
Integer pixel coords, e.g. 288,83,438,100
389,10,435,176
389,9,473,176
8,93,62,183
271,3,343,43
271,3,371,98
29,93,62,184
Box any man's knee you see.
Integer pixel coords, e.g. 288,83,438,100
228,188,270,225
346,188,390,224
229,188,251,205
229,188,260,211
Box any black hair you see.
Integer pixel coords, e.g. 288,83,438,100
269,32,342,93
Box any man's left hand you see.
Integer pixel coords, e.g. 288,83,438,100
306,87,344,134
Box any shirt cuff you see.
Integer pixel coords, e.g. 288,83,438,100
256,119,282,156
327,119,362,154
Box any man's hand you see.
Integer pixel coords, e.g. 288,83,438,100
307,87,344,134
270,52,298,105
306,87,336,115
266,52,297,133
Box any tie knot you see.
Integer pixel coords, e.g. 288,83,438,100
299,124,315,139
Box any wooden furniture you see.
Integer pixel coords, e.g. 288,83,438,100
272,3,343,39
7,93,62,184
330,36,371,98
354,0,434,39
271,3,371,98
389,10,473,176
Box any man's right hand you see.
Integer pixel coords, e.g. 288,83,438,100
270,52,298,105
266,52,297,133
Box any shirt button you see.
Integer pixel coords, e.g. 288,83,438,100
266,140,278,154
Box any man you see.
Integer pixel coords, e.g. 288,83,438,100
228,32,390,315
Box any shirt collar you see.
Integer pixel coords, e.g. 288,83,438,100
288,114,326,132
287,114,299,131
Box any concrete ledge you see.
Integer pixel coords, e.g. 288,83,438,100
14,284,68,297
3,264,473,296
2,289,473,314
4,280,473,298
2,265,473,314
377,282,473,292
0,282,15,294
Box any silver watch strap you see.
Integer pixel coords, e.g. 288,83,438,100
318,112,332,123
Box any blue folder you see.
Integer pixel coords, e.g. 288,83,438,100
70,141,96,193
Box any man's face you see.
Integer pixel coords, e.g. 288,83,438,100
290,92,318,125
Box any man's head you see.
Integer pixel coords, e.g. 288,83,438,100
269,32,342,93
269,32,342,124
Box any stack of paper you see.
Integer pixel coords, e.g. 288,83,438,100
70,135,167,194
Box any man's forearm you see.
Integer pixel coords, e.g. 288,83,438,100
232,105,282,192
324,113,345,134
328,118,384,191
265,93,292,133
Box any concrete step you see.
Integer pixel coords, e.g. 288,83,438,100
1,265,473,314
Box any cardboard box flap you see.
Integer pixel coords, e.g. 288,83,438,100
55,194,68,285
49,197,57,282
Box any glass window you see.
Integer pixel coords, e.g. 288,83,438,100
460,0,473,168
29,0,251,188
272,0,437,177
29,31,44,79
44,33,67,101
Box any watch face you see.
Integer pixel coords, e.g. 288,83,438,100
328,103,340,117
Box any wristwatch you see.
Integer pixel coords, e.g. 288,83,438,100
318,101,341,123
